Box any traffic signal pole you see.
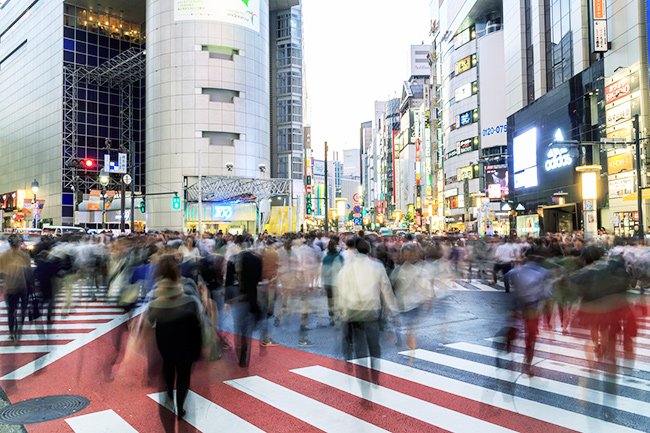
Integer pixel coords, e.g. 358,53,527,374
324,142,329,233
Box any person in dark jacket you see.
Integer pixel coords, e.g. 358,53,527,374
34,251,59,324
225,243,262,368
146,255,202,419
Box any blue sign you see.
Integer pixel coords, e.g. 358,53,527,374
212,205,233,221
353,217,362,226
459,111,472,126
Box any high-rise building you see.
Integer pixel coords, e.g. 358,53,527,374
0,0,302,232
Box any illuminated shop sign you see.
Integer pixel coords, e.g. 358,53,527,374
458,137,479,154
545,148,573,171
458,165,474,180
513,127,538,189
446,149,458,160
455,83,472,101
212,205,233,221
454,28,471,49
455,56,471,74
605,72,639,104
444,188,458,198
457,111,471,128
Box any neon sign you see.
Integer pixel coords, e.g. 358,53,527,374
212,205,233,221
545,148,572,171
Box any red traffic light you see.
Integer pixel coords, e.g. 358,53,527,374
83,159,95,169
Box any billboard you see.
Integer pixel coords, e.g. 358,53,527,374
478,31,507,148
607,152,633,174
174,0,260,33
513,127,538,189
485,165,509,199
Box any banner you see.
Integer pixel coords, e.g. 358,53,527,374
104,191,116,210
174,0,260,33
88,190,101,211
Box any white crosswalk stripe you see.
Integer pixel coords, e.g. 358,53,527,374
292,364,517,433
149,390,265,433
0,286,138,380
66,409,139,433
225,375,390,432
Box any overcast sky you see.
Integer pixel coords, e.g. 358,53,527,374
301,0,431,159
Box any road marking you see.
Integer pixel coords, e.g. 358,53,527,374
446,342,650,392
0,315,120,323
0,333,88,341
149,390,265,433
292,364,518,433
348,357,644,433
0,307,141,380
488,337,650,373
66,409,139,433
0,323,101,331
536,331,650,358
225,375,390,433
398,348,650,415
465,280,501,291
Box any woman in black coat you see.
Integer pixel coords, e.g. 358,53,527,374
146,255,202,419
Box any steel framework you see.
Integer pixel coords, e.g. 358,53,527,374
61,48,145,195
186,177,291,203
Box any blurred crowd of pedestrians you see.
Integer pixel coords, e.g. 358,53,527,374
0,228,648,417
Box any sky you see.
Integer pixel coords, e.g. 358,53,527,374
301,0,432,159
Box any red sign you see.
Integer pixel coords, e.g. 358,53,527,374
606,76,631,104
593,0,604,19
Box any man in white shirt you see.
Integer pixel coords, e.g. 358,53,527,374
491,237,515,292
337,238,399,385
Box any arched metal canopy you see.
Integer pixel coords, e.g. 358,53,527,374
186,176,291,203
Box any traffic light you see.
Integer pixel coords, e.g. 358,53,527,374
172,195,181,209
140,200,145,213
66,158,96,169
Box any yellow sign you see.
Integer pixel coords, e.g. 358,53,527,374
458,166,473,180
455,56,471,74
607,152,633,174
607,126,632,140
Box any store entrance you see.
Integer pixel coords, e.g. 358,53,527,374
542,203,578,234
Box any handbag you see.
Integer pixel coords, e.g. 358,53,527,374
28,292,42,321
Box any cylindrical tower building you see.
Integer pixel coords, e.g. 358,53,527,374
146,0,270,231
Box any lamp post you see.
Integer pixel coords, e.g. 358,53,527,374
99,168,109,230
30,179,39,229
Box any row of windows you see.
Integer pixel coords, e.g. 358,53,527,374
63,4,144,45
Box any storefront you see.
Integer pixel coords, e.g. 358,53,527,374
184,203,256,235
507,61,606,235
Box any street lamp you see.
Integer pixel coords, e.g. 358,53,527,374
31,179,39,228
99,168,109,230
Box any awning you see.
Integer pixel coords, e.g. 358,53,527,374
622,190,650,201
541,203,578,212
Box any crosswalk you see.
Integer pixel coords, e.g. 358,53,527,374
0,286,137,380
62,316,650,432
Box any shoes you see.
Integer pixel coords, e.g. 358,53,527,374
177,408,186,419
436,343,446,351
298,339,315,348
261,339,280,347
8,334,15,341
274,317,281,327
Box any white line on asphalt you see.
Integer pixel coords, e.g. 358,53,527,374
398,348,650,415
149,390,265,433
0,314,121,323
66,409,139,433
348,357,644,433
225,375,390,433
0,307,141,380
464,281,501,292
292,364,517,433
536,331,650,358
446,342,650,393
488,337,650,373
0,323,99,331
0,333,89,341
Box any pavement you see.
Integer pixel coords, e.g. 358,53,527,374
0,280,649,432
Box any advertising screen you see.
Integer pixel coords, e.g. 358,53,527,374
485,165,509,199
457,111,472,127
516,215,540,237
174,0,260,32
454,28,471,49
513,127,537,174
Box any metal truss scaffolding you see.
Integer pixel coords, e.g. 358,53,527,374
186,177,291,203
62,48,145,194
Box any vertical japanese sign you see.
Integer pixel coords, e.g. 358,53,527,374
592,0,607,52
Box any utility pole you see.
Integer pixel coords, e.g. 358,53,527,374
130,141,135,232
634,114,644,239
324,142,329,233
